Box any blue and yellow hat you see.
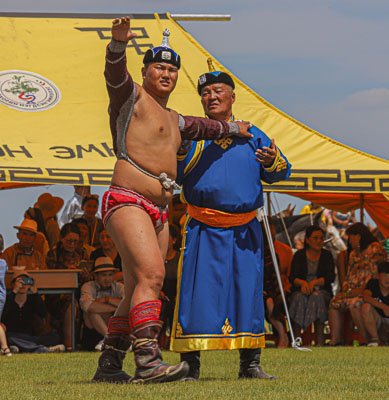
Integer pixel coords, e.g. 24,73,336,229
197,58,235,95
143,29,181,69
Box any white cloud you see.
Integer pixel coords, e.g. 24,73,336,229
342,88,389,110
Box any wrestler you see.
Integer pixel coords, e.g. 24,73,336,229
171,64,291,380
92,17,252,384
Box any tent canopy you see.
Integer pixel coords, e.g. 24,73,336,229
0,13,388,233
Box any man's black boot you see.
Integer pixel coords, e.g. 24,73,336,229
180,351,201,381
238,348,276,379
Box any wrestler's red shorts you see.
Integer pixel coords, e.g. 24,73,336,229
102,185,168,230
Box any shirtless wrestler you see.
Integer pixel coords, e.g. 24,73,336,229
92,16,252,384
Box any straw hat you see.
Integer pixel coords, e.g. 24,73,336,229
35,193,64,217
93,257,118,273
13,219,38,233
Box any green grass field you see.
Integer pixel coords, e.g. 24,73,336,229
0,347,388,400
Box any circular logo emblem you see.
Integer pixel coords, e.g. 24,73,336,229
0,70,61,112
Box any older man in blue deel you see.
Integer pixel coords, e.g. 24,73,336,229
171,65,292,380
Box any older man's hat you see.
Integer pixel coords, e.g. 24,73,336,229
93,257,118,273
197,58,235,95
143,29,181,69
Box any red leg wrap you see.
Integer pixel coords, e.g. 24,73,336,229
107,316,130,335
129,300,162,330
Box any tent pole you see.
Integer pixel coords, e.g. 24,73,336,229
360,194,364,224
267,192,272,217
171,14,231,21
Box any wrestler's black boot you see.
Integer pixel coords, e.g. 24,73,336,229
238,348,277,379
131,320,189,384
92,333,132,383
180,351,201,381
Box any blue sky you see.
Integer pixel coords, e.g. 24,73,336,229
1,1,388,246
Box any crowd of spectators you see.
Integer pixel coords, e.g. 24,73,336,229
0,192,388,356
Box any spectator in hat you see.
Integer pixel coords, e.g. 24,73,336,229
1,219,47,270
1,271,64,353
35,193,64,249
79,257,124,350
24,207,50,256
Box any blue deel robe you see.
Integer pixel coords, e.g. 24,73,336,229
170,125,291,352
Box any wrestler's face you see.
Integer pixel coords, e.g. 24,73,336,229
201,83,235,121
142,62,178,98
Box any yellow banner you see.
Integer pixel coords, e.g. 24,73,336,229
0,13,388,193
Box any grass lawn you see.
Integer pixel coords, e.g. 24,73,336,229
0,347,388,400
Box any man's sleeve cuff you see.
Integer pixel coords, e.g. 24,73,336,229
264,147,280,172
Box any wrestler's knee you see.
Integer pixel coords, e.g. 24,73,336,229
136,270,165,293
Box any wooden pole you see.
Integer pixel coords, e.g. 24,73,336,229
267,192,272,217
359,193,364,224
171,14,231,21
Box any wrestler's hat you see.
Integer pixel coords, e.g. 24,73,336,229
197,58,235,95
143,29,181,69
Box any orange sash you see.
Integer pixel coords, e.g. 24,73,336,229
187,204,257,228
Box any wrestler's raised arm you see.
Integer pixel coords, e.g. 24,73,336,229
104,17,138,152
178,115,253,141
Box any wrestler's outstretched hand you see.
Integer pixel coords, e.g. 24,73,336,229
111,16,138,43
255,138,277,167
235,121,254,138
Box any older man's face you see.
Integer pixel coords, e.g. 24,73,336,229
17,229,36,248
200,83,235,121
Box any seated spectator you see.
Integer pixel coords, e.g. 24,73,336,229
46,223,84,350
72,217,95,259
79,257,124,350
35,193,64,250
262,223,289,348
270,222,293,293
1,219,47,270
329,222,387,345
1,271,64,353
90,230,122,283
90,229,121,271
59,185,91,227
24,207,50,256
0,259,12,356
0,323,12,356
358,261,389,346
47,223,84,269
289,225,335,346
82,194,104,248
293,231,305,252
0,233,4,256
